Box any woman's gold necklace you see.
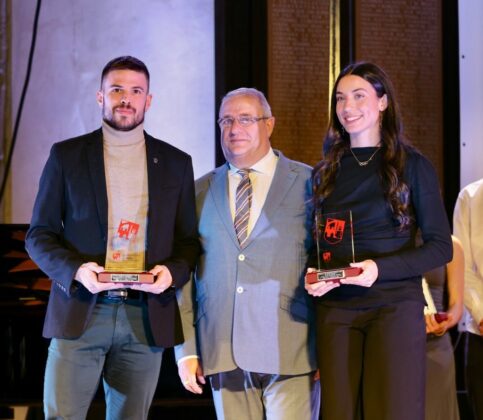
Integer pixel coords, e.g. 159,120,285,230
350,146,381,167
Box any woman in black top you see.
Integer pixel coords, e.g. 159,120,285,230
305,62,452,420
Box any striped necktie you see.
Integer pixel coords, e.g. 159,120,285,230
234,169,252,247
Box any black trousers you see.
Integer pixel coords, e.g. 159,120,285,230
316,300,426,420
465,332,483,420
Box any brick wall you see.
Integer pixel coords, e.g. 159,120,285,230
266,0,444,182
355,0,443,179
267,0,330,168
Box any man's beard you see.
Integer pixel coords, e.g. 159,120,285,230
103,105,144,132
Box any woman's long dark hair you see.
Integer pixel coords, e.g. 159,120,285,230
313,61,413,229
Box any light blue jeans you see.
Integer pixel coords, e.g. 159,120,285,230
43,299,163,420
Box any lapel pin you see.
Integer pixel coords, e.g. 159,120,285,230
153,157,158,164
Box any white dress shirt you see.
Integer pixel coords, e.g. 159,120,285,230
454,178,483,335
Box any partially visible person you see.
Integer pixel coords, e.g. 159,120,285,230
305,61,452,420
175,87,320,420
25,56,199,419
453,178,483,420
423,235,464,420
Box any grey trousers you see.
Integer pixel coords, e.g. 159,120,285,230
43,300,163,420
209,367,321,420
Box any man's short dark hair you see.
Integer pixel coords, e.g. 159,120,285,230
100,56,150,88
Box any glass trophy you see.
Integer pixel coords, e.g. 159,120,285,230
98,219,154,284
306,210,362,284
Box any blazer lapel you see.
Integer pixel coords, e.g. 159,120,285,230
144,134,164,261
208,165,240,247
247,152,297,244
86,129,108,238
145,134,161,205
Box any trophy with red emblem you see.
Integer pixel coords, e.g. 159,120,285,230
306,210,362,284
98,219,154,284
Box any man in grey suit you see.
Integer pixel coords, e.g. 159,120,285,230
175,88,320,419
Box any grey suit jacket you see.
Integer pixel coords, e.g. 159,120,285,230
176,150,317,376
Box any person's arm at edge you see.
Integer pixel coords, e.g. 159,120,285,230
453,188,483,334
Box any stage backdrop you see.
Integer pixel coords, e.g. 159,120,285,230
459,0,483,189
10,0,215,223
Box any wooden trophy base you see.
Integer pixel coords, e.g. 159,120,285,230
306,267,362,284
98,272,154,284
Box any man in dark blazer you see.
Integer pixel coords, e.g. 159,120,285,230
26,56,199,419
175,88,319,419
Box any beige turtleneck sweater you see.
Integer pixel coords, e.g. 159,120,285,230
102,122,148,272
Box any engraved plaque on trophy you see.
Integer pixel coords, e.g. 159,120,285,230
98,271,154,284
306,210,362,284
98,219,154,284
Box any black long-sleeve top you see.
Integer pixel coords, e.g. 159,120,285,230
314,147,452,308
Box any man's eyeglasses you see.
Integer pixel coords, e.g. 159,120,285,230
217,115,270,128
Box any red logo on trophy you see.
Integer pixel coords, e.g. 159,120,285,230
99,218,154,284
117,219,139,240
306,210,362,284
324,218,345,244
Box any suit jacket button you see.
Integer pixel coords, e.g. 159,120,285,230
238,254,245,261
236,286,244,294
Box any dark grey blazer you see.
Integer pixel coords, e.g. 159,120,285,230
26,128,200,348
